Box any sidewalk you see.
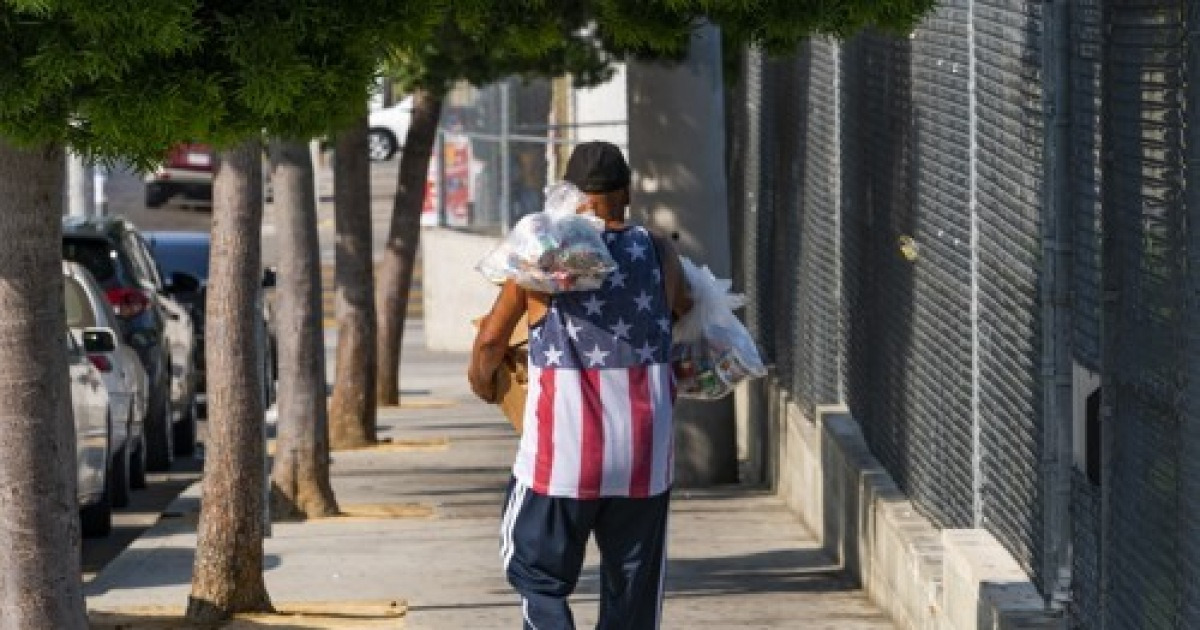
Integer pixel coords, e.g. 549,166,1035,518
86,325,893,629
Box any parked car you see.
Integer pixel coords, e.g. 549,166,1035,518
145,231,277,417
368,96,413,161
62,217,198,471
64,262,149,508
66,328,113,538
144,143,214,208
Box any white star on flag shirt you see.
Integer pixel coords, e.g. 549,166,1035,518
585,345,610,367
608,269,628,288
635,341,658,363
583,295,606,316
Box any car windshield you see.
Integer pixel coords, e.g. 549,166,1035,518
149,238,210,282
62,238,118,285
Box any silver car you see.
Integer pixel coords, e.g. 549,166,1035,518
64,262,148,511
66,329,112,538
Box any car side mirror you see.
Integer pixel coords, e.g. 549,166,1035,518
166,271,202,294
81,327,117,353
262,267,277,289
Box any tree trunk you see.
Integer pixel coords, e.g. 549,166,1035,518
329,111,378,448
0,141,87,629
188,139,274,622
268,138,339,518
376,88,443,405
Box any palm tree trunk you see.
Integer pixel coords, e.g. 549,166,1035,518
0,141,87,629
376,87,443,405
329,111,378,448
188,139,274,623
268,138,339,518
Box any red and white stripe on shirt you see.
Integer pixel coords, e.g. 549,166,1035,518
512,363,675,499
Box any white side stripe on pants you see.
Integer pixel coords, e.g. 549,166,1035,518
500,481,528,571
499,482,521,564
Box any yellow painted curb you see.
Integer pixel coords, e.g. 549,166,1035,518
274,502,435,524
397,398,456,410
332,437,450,453
90,600,406,629
334,502,436,520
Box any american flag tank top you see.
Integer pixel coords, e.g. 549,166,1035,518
512,225,676,499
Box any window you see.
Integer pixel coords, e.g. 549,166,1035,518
62,239,117,285
64,277,96,328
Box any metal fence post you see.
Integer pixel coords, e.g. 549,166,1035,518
1180,4,1200,625
436,131,448,227
499,80,512,234
967,0,984,529
1041,0,1074,608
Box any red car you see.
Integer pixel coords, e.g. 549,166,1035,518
144,143,214,208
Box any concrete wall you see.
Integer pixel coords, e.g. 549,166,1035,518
572,63,628,148
763,378,1064,630
421,227,502,352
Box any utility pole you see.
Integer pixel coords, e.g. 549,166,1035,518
627,24,738,486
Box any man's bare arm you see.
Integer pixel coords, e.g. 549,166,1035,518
469,280,527,402
651,232,694,320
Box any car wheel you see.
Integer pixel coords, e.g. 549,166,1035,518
130,434,148,490
368,129,397,161
173,400,196,457
80,485,113,538
110,418,132,508
144,394,174,472
145,183,169,209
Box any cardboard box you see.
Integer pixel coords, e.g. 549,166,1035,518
495,347,528,434
473,314,529,434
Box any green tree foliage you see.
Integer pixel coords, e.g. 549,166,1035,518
586,0,936,55
0,0,439,162
383,0,936,93
384,2,613,96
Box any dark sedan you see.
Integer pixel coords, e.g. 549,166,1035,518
145,231,277,415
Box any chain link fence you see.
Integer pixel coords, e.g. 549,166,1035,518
428,78,626,234
729,0,1200,625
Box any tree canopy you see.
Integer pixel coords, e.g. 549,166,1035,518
0,0,935,162
383,2,612,97
0,0,439,164
381,0,936,97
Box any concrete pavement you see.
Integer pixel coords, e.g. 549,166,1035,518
86,322,894,629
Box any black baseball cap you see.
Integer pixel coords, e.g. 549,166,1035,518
563,141,631,193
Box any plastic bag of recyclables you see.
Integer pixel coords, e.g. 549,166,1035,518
477,182,618,293
671,257,767,399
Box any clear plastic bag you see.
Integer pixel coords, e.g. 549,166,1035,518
671,257,767,399
476,182,618,293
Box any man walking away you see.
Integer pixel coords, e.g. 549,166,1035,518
470,141,693,629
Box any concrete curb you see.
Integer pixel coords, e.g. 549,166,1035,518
766,377,1064,630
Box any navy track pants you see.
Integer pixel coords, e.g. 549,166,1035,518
499,477,671,630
